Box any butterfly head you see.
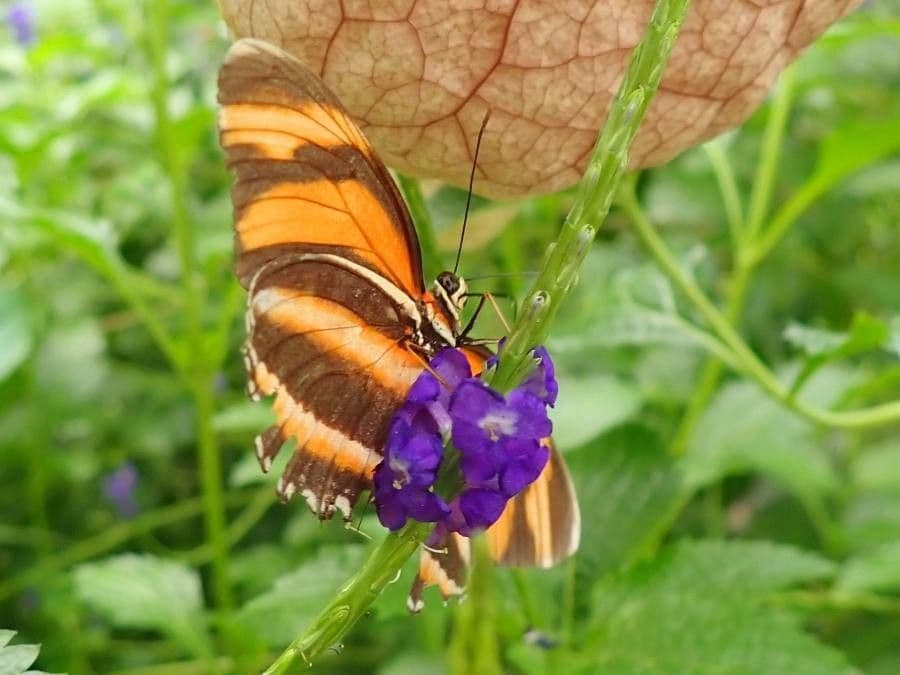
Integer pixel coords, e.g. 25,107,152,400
433,271,468,334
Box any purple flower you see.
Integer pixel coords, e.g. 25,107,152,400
373,399,450,530
373,345,558,535
7,3,35,46
521,346,558,406
103,462,138,519
405,348,472,435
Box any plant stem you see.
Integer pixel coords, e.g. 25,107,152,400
262,522,433,675
146,0,231,611
260,1,693,671
449,537,503,675
491,0,692,394
666,261,751,456
703,140,745,251
398,174,445,281
744,67,794,247
620,186,900,431
0,488,262,602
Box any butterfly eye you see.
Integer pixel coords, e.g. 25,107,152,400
437,271,460,296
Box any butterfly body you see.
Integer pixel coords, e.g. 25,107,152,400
218,38,578,571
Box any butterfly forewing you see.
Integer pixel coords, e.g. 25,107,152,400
218,38,424,295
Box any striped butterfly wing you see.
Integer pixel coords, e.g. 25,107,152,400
218,39,428,518
409,348,581,609
218,38,425,295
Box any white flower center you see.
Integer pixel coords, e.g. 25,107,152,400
389,456,410,488
478,409,517,441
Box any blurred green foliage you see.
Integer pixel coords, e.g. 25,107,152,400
1,1,900,674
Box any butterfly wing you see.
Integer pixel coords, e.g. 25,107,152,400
218,38,425,295
218,39,428,518
409,347,581,607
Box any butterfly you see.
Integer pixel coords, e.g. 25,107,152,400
217,38,579,598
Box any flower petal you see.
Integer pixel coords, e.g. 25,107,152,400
459,488,508,531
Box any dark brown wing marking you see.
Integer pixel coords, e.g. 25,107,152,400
217,38,424,296
245,256,423,518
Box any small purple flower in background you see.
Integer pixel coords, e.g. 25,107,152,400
373,345,558,536
103,462,139,519
7,3,36,47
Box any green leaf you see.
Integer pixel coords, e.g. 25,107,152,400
74,554,211,657
587,541,853,675
0,630,52,675
681,371,845,505
815,116,900,187
550,373,641,449
568,425,682,592
0,287,31,382
838,541,900,594
237,546,367,647
784,312,893,392
785,312,890,359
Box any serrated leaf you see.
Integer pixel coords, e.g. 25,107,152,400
838,541,900,594
237,546,366,647
587,541,852,675
681,369,851,505
74,554,211,657
0,287,31,382
567,425,682,593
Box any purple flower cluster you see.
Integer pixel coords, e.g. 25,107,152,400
373,346,557,535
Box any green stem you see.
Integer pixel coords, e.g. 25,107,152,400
620,186,900,431
449,537,503,675
667,262,751,456
261,1,693,671
747,173,830,266
262,522,432,675
398,174,444,281
0,488,261,603
147,0,232,611
744,67,794,247
491,0,692,393
703,140,745,250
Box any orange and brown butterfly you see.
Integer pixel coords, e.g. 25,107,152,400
216,38,579,603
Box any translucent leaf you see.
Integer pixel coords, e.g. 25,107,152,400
587,541,853,675
0,286,31,382
237,546,366,647
74,554,211,657
567,425,682,593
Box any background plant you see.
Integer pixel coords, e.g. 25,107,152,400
1,1,899,674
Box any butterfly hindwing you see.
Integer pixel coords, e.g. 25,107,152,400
244,257,424,517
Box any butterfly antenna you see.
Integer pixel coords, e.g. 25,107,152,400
454,110,492,275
